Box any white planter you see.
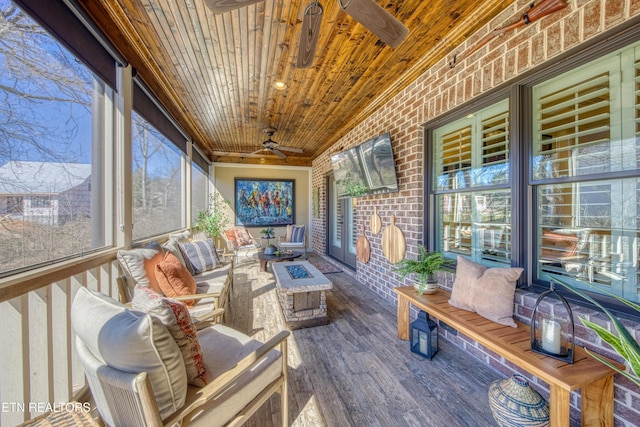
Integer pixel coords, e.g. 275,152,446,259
414,280,438,295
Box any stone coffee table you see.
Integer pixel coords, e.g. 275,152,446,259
271,261,333,329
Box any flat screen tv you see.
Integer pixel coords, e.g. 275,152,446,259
330,132,399,199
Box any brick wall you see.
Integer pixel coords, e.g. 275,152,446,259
312,1,640,425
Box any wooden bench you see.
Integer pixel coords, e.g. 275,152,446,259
394,286,622,427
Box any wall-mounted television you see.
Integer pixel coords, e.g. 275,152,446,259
330,132,399,199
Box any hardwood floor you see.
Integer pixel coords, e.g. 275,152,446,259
228,255,501,427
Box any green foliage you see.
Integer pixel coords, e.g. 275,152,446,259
553,276,640,387
394,245,453,294
193,193,231,239
260,226,275,238
337,172,368,197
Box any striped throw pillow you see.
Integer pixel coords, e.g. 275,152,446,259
178,239,221,275
290,225,305,243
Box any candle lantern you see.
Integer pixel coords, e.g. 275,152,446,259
530,280,575,363
410,310,438,360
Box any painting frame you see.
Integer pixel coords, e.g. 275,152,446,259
234,178,295,227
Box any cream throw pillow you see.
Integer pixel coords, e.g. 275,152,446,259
72,287,187,419
132,286,208,387
448,256,523,327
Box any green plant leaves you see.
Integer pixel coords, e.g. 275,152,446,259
394,245,452,285
552,276,640,387
193,194,231,238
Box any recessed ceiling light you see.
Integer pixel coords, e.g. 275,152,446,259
273,81,287,90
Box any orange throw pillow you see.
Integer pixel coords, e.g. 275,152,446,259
155,252,197,307
143,248,165,295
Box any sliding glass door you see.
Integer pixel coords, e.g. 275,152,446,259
327,174,357,268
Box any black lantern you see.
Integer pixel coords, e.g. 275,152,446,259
530,280,575,363
410,310,438,360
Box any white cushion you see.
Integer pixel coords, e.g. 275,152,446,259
194,263,232,290
117,241,163,288
163,231,191,267
72,287,187,419
170,230,191,241
187,325,283,427
185,263,232,319
280,241,304,248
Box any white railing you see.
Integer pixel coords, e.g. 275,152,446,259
0,257,120,426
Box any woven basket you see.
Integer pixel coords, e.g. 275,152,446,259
488,374,550,427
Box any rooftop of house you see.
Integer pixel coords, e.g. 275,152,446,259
0,161,91,194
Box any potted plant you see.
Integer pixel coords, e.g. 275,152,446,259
260,226,277,254
193,193,231,243
395,245,453,295
260,226,275,239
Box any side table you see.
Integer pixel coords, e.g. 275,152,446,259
257,251,302,272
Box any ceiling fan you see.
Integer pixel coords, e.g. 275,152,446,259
297,0,409,68
204,0,409,67
252,128,303,160
204,0,264,14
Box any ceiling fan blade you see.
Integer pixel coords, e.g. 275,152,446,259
339,0,409,48
296,2,324,68
204,0,264,14
210,150,264,159
272,149,287,159
278,146,304,153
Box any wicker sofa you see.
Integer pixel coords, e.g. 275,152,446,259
116,230,233,323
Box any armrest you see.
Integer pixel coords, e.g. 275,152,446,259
164,330,290,426
192,307,225,328
172,291,221,302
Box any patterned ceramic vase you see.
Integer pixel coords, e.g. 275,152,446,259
488,374,550,427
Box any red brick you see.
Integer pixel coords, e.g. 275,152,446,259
547,21,562,58
582,1,602,40
604,0,625,29
473,69,482,97
563,11,580,50
517,42,530,74
482,62,492,92
531,33,545,67
505,48,516,80
493,56,505,85
455,80,464,105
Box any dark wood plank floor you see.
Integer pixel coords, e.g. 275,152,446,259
228,254,501,427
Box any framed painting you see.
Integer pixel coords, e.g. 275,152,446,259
234,178,295,227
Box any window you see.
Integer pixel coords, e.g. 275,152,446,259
30,196,51,209
191,151,209,223
6,196,23,214
532,44,640,302
0,1,113,276
433,100,512,267
131,111,184,240
427,37,640,311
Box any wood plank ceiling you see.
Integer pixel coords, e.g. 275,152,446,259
78,0,514,166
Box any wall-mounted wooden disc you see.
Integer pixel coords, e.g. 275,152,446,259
356,225,370,264
370,206,382,234
381,215,406,264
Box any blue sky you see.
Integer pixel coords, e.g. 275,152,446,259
0,0,92,165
